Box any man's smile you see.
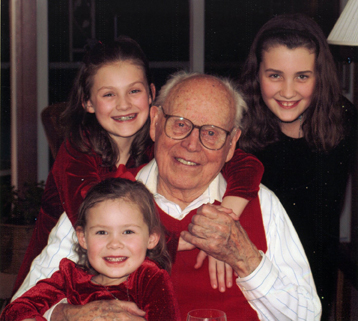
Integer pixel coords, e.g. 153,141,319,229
175,157,198,166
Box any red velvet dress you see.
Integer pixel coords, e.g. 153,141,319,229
2,258,180,321
14,139,263,295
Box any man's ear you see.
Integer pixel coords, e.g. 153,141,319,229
83,100,95,114
76,227,88,250
225,128,241,163
147,232,160,250
149,106,160,142
149,83,156,105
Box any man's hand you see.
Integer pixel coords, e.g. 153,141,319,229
193,205,236,292
51,300,146,321
181,204,262,278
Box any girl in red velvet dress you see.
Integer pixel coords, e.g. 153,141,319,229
14,36,156,292
14,36,263,296
2,178,180,321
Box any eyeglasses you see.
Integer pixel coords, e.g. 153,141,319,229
159,106,233,150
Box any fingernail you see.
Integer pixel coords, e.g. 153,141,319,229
220,287,225,292
212,284,217,289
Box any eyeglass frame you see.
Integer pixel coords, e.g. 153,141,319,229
158,106,235,150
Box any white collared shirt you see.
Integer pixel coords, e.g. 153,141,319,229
136,159,227,220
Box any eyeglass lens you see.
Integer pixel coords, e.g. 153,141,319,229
165,116,228,150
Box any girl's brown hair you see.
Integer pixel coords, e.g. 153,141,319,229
61,36,153,167
239,13,346,153
75,178,171,274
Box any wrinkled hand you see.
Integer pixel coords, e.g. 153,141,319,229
178,236,196,251
52,300,146,321
194,205,236,292
195,250,234,292
181,204,262,278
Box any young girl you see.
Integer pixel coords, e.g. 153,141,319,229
238,13,357,320
13,36,263,297
1,178,180,321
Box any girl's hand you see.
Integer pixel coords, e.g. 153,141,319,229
180,228,234,291
178,236,196,251
194,251,234,292
221,196,248,221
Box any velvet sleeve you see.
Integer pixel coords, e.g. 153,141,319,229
53,141,134,225
221,148,264,200
139,266,181,321
0,260,72,321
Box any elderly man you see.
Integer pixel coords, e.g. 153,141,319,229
13,72,321,320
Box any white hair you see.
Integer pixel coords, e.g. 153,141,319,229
154,70,247,128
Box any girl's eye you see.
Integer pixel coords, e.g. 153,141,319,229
96,230,107,235
130,89,141,94
103,93,114,97
298,75,309,80
123,230,134,235
269,74,280,79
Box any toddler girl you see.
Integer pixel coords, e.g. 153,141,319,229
2,178,180,321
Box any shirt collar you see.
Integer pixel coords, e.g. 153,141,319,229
136,159,227,220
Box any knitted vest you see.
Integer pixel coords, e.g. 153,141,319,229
156,196,267,321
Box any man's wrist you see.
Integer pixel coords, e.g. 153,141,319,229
234,250,264,277
236,251,279,301
233,249,263,278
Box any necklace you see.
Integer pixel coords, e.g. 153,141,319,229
278,113,303,124
91,277,131,302
279,114,303,138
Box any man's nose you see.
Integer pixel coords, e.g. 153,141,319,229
181,128,202,152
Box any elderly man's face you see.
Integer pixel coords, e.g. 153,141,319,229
150,76,241,204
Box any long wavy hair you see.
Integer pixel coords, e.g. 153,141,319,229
61,36,154,168
239,14,345,153
75,178,172,274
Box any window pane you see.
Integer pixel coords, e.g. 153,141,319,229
48,1,189,104
204,0,339,78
